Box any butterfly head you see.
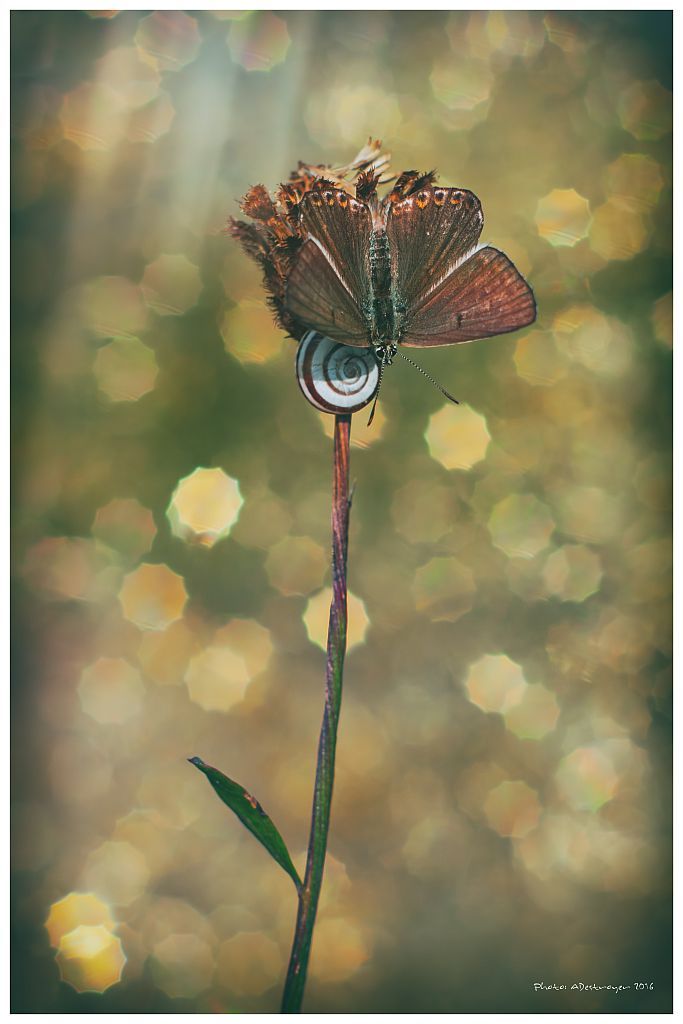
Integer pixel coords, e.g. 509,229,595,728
374,342,398,367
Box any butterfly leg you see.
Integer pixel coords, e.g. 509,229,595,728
366,344,396,426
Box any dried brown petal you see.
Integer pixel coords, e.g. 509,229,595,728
407,170,438,195
278,183,303,207
387,170,419,202
240,184,278,223
227,218,269,261
387,169,439,204
356,170,380,202
309,177,339,193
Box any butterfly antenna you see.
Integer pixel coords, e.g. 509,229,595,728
396,349,459,405
367,359,385,426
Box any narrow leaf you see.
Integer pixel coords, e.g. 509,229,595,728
188,756,302,891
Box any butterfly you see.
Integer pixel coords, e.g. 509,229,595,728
283,182,536,408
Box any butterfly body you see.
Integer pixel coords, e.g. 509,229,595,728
285,184,536,355
367,230,395,346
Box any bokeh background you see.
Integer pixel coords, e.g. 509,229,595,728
11,9,672,1014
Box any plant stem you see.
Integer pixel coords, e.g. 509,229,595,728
281,413,352,1013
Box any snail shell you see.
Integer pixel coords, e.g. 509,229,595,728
296,331,379,414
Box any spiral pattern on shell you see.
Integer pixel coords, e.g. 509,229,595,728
296,331,379,414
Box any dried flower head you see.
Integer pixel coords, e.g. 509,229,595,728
229,139,440,341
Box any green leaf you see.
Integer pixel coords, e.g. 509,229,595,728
188,756,302,892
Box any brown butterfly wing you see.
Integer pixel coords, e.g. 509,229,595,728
400,246,536,348
298,188,373,304
284,187,372,346
285,240,369,346
386,187,484,305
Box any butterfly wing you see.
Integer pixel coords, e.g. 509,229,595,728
286,240,369,345
284,187,372,347
400,246,537,347
386,186,484,305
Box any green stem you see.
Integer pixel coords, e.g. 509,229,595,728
281,413,352,1013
